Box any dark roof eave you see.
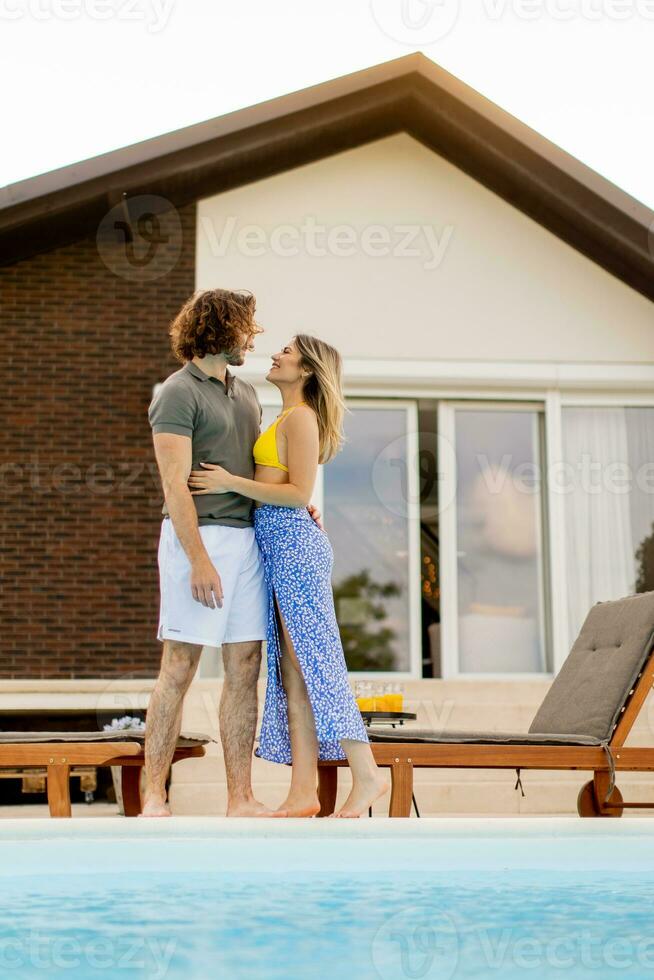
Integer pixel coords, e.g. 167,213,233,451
0,53,652,302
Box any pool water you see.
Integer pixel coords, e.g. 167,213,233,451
3,870,654,979
1,821,654,980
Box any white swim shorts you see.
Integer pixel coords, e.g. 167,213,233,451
156,518,268,647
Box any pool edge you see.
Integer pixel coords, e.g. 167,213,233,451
1,815,654,843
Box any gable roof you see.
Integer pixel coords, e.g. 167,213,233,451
2,53,652,301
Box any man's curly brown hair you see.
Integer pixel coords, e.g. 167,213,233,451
169,288,262,362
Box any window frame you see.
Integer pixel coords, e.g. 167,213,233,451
321,397,422,680
258,390,423,678
438,398,553,679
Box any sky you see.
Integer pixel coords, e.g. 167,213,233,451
1,0,653,208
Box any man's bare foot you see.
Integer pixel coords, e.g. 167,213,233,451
139,797,172,818
226,798,288,818
275,794,320,818
335,774,390,818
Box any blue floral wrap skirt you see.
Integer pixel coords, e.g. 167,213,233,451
253,504,369,764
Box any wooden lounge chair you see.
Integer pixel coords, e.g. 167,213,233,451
0,730,210,817
317,591,654,818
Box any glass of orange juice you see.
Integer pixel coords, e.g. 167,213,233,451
355,681,375,712
370,682,383,712
384,682,404,713
372,682,389,712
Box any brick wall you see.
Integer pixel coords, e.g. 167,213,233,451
0,204,196,678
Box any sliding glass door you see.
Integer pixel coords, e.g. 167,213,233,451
258,397,421,676
322,401,420,675
439,402,551,675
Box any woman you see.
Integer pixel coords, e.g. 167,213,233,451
188,335,389,817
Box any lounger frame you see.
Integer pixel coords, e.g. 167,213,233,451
0,741,205,817
317,647,654,818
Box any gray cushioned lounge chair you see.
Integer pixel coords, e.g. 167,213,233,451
317,592,654,817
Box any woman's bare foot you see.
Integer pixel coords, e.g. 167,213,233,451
336,774,390,818
276,794,320,818
227,797,288,817
140,796,172,818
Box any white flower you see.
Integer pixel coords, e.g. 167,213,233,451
103,715,146,732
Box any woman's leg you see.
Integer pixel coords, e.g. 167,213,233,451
273,593,321,817
336,740,390,818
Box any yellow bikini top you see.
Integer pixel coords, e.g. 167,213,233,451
253,403,306,472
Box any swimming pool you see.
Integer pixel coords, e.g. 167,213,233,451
1,818,653,979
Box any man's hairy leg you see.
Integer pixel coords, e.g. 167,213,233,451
221,640,284,817
142,639,202,817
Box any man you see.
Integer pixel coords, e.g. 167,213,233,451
142,288,319,817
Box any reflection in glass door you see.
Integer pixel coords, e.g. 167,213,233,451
322,401,420,675
440,403,551,675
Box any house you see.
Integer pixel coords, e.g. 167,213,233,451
1,54,653,814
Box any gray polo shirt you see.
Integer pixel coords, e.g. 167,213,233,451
148,360,261,528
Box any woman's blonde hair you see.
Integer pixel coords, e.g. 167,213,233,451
294,334,345,464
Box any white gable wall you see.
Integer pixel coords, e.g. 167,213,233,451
196,133,654,367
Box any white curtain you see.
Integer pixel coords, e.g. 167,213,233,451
625,408,654,560
562,408,635,645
